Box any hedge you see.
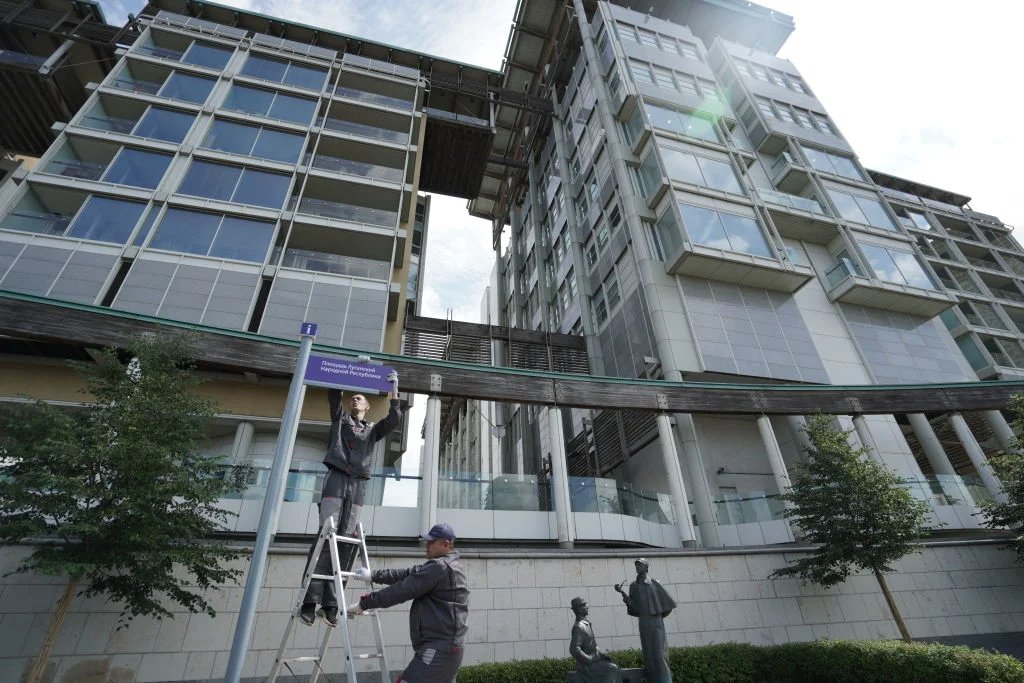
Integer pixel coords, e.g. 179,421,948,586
455,640,1024,683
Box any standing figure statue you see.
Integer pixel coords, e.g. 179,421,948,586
614,558,676,683
569,597,619,683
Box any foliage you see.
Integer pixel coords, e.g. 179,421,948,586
0,334,247,624
455,641,1024,683
769,414,931,588
980,393,1024,563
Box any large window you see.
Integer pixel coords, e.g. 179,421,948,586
222,84,317,125
181,42,232,70
858,243,937,289
102,148,173,189
149,207,275,262
177,160,291,209
660,146,743,195
828,189,896,231
644,103,719,143
133,107,195,143
241,54,328,92
66,196,147,244
158,72,216,104
801,144,863,181
201,119,304,163
679,203,772,257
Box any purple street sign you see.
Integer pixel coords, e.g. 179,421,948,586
303,354,395,394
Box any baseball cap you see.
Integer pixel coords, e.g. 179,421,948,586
420,522,456,542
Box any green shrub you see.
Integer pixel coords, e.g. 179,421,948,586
456,640,1024,683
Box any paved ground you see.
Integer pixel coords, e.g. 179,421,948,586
920,632,1024,661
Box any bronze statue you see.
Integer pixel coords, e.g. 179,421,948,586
569,597,619,683
614,558,676,683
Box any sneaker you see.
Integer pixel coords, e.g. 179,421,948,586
299,603,316,626
317,606,338,627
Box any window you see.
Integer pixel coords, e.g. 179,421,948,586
201,119,304,163
958,300,1007,330
181,42,232,70
593,293,608,325
177,160,291,209
223,84,317,125
66,196,146,244
679,203,772,257
158,72,216,104
241,54,328,92
638,28,659,50
660,147,743,195
149,207,275,262
828,190,896,231
801,145,863,181
644,103,719,143
676,41,699,60
617,23,638,43
653,65,676,91
757,98,777,119
630,60,653,86
102,148,173,189
858,243,936,289
133,107,195,142
604,272,620,309
637,152,663,197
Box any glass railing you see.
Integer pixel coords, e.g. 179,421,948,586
290,196,398,228
304,152,404,183
109,77,163,95
317,115,409,145
423,106,489,129
79,114,137,134
334,85,414,111
568,477,675,524
759,187,827,215
715,490,786,525
991,288,1024,303
438,473,551,512
825,258,861,288
964,255,1003,271
135,44,186,61
42,159,107,180
281,248,390,280
901,475,993,508
0,49,47,68
342,53,420,80
222,461,419,507
769,151,800,176
0,210,72,236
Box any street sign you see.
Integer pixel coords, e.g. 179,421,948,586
300,322,318,337
304,355,395,394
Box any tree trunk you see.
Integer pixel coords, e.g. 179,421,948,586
873,567,912,642
26,575,79,683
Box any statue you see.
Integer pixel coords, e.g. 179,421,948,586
614,558,676,683
569,597,619,683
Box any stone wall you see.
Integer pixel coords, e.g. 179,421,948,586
1,540,1023,682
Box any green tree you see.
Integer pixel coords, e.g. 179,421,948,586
0,334,247,683
980,394,1024,563
770,414,932,642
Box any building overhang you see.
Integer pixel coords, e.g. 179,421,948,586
868,169,972,209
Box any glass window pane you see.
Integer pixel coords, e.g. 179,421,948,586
860,244,902,284
102,148,173,189
680,203,728,250
242,55,288,82
150,208,220,255
178,160,242,201
133,107,194,142
159,72,215,104
251,127,304,163
209,215,275,262
891,250,936,289
182,42,232,70
233,168,291,208
660,147,702,185
202,119,259,155
681,113,718,142
223,85,275,116
829,189,867,224
855,196,896,231
645,103,684,136
268,91,316,124
696,157,743,194
829,155,862,180
720,213,771,257
66,196,145,244
284,63,328,91
637,153,662,197
802,145,834,174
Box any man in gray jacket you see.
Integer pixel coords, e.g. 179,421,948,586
355,523,469,683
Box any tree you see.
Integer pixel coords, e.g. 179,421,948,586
980,394,1024,563
770,414,931,642
0,334,248,683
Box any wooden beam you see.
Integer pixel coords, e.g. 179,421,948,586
2,293,1023,415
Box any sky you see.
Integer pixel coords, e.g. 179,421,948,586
96,0,1024,478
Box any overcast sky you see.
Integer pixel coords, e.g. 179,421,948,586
98,0,1024,479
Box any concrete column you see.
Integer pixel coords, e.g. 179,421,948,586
757,415,792,496
420,395,441,534
673,412,720,547
657,414,697,548
907,413,956,476
785,415,812,455
230,420,255,463
983,410,1017,452
949,413,1008,504
547,407,576,548
853,415,883,463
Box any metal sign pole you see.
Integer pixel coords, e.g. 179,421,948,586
225,323,318,683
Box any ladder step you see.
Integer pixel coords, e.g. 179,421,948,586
309,570,358,580
332,534,362,544
348,653,384,660
280,656,322,663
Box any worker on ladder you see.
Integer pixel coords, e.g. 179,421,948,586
353,523,470,683
301,371,402,627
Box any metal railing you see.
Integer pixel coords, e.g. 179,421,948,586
759,187,827,215
42,159,107,180
280,248,390,280
110,76,162,95
0,210,72,236
317,115,409,145
334,85,414,111
303,152,404,183
341,53,420,80
222,461,418,507
289,196,398,228
79,114,136,134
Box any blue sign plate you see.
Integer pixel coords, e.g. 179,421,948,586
304,355,394,394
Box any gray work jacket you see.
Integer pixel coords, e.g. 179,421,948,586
361,552,469,650
323,389,401,478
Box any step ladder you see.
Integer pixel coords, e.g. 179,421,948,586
267,520,390,683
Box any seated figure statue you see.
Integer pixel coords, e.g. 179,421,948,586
569,597,620,683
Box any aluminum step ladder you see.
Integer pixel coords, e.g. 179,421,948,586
267,520,390,683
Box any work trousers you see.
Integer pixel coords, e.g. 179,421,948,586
302,469,366,608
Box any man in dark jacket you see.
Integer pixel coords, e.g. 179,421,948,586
301,371,401,627
614,558,676,683
355,523,469,683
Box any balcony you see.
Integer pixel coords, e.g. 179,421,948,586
0,210,72,237
279,247,390,281
304,152,403,184
666,245,814,293
317,115,409,146
758,187,839,244
290,196,397,228
768,151,810,194
825,259,957,317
